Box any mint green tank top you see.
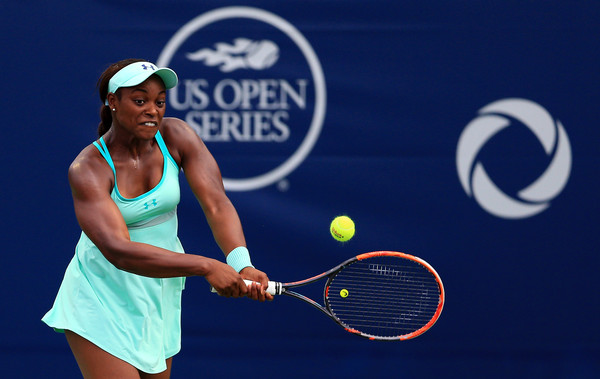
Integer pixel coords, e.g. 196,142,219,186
42,131,186,374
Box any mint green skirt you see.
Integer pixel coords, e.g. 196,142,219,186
42,215,185,374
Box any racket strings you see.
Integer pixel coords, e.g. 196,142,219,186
326,257,441,338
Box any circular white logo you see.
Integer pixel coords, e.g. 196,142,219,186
456,98,572,219
157,7,326,191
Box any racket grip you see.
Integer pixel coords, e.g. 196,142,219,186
210,279,282,295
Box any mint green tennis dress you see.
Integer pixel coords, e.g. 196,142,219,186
42,131,185,374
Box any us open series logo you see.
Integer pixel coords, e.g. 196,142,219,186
158,7,326,191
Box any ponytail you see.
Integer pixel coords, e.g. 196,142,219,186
97,105,112,137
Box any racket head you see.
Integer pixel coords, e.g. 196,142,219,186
324,251,445,341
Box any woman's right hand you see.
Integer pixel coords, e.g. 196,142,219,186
205,259,249,298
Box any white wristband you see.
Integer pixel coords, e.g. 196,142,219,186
226,246,254,273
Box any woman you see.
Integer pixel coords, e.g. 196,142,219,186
42,58,272,378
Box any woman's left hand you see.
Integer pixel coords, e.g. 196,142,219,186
240,267,274,302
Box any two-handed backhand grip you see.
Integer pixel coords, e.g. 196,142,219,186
211,279,281,295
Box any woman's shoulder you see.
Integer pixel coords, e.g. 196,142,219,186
68,142,112,188
70,143,102,169
161,117,193,136
159,117,209,165
160,117,202,148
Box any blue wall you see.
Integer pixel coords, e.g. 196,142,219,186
2,1,599,377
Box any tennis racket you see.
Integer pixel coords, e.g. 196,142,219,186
213,251,445,341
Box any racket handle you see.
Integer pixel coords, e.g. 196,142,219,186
210,279,282,295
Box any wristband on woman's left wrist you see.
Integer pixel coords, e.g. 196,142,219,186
226,246,254,273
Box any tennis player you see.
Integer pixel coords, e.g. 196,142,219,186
42,58,272,378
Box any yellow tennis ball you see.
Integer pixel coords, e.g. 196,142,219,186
330,216,355,242
340,289,349,298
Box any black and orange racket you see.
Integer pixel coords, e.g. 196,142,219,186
214,251,445,341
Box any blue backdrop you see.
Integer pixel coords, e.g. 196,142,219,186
2,1,599,378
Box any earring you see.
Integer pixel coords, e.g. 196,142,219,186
112,108,116,112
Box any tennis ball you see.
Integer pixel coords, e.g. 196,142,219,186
340,289,349,298
330,215,355,242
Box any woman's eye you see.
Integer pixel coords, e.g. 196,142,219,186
134,99,145,105
157,101,165,107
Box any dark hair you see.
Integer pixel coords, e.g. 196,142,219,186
96,58,145,137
